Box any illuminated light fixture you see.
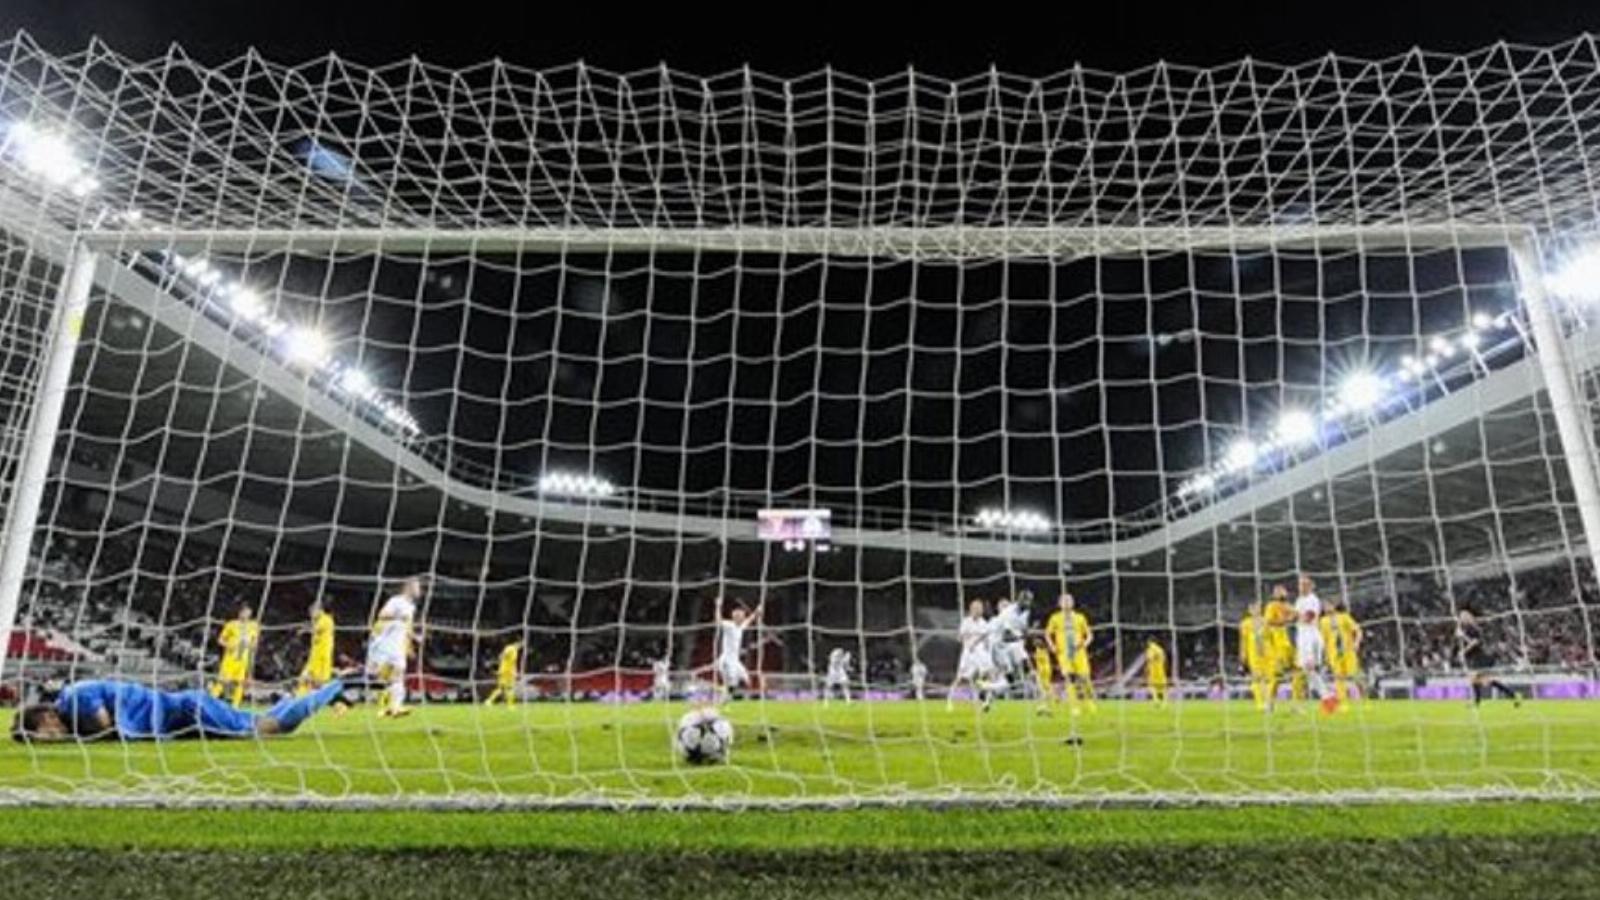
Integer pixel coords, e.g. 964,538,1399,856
229,288,264,321
339,367,374,398
537,471,617,499
1273,409,1318,446
1471,312,1493,330
283,326,331,367
972,507,1052,533
3,121,97,194
1461,331,1482,351
1337,372,1385,413
1224,438,1259,472
1430,335,1454,359
1545,246,1600,304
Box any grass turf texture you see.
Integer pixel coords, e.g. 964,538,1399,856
4,697,1598,802
2,804,1600,899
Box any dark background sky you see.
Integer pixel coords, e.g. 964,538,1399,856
2,1,1599,76
6,1,1595,529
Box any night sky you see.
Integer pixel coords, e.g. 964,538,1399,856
6,1,1599,528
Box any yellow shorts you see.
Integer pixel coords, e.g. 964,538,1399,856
1057,652,1091,679
1147,671,1167,689
302,660,333,683
219,658,250,682
1246,658,1277,680
1329,655,1360,678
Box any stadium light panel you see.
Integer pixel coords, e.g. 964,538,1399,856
972,506,1052,533
229,288,264,322
1273,409,1318,446
283,327,331,367
1337,372,1386,413
338,367,374,398
538,471,617,499
1545,246,1600,304
1223,438,1258,472
3,121,97,194
1472,312,1494,330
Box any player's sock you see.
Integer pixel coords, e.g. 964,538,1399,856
1489,680,1517,702
265,680,346,734
230,683,245,708
1334,679,1348,703
1471,682,1484,705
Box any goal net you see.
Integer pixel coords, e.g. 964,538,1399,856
1,33,1600,807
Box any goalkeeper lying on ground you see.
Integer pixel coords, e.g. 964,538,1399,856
10,677,349,742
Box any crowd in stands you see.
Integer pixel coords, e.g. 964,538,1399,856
8,524,1599,694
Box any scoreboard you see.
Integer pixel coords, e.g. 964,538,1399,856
757,508,831,551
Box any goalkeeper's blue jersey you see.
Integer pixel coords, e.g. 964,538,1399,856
55,680,254,740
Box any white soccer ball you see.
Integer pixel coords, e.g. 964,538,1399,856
675,708,734,765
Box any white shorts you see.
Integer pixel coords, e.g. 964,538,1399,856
366,643,406,679
1295,630,1325,668
717,657,749,687
957,649,996,682
995,642,1026,673
825,672,849,687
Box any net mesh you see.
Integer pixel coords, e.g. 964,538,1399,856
0,33,1599,806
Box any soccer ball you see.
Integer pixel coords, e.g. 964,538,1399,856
675,708,734,765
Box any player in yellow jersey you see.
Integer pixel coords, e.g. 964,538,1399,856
1030,637,1057,713
1045,592,1096,714
1320,600,1363,706
1263,584,1300,700
1145,637,1169,707
484,641,522,706
212,604,260,708
296,600,336,697
1239,599,1277,711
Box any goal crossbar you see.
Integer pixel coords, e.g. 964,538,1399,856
78,224,1529,259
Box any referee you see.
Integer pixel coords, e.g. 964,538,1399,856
1455,609,1521,707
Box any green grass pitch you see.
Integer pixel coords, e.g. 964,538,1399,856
4,696,1598,802
5,698,1600,898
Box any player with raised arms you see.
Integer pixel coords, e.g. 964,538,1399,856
714,595,763,702
991,597,1029,696
823,647,853,704
367,576,424,719
947,599,997,712
12,677,350,743
1293,575,1339,715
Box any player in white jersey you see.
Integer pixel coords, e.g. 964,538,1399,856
365,576,424,718
1293,575,1339,714
651,658,672,701
714,597,763,701
823,647,853,704
948,600,997,712
991,598,1029,693
909,659,928,701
